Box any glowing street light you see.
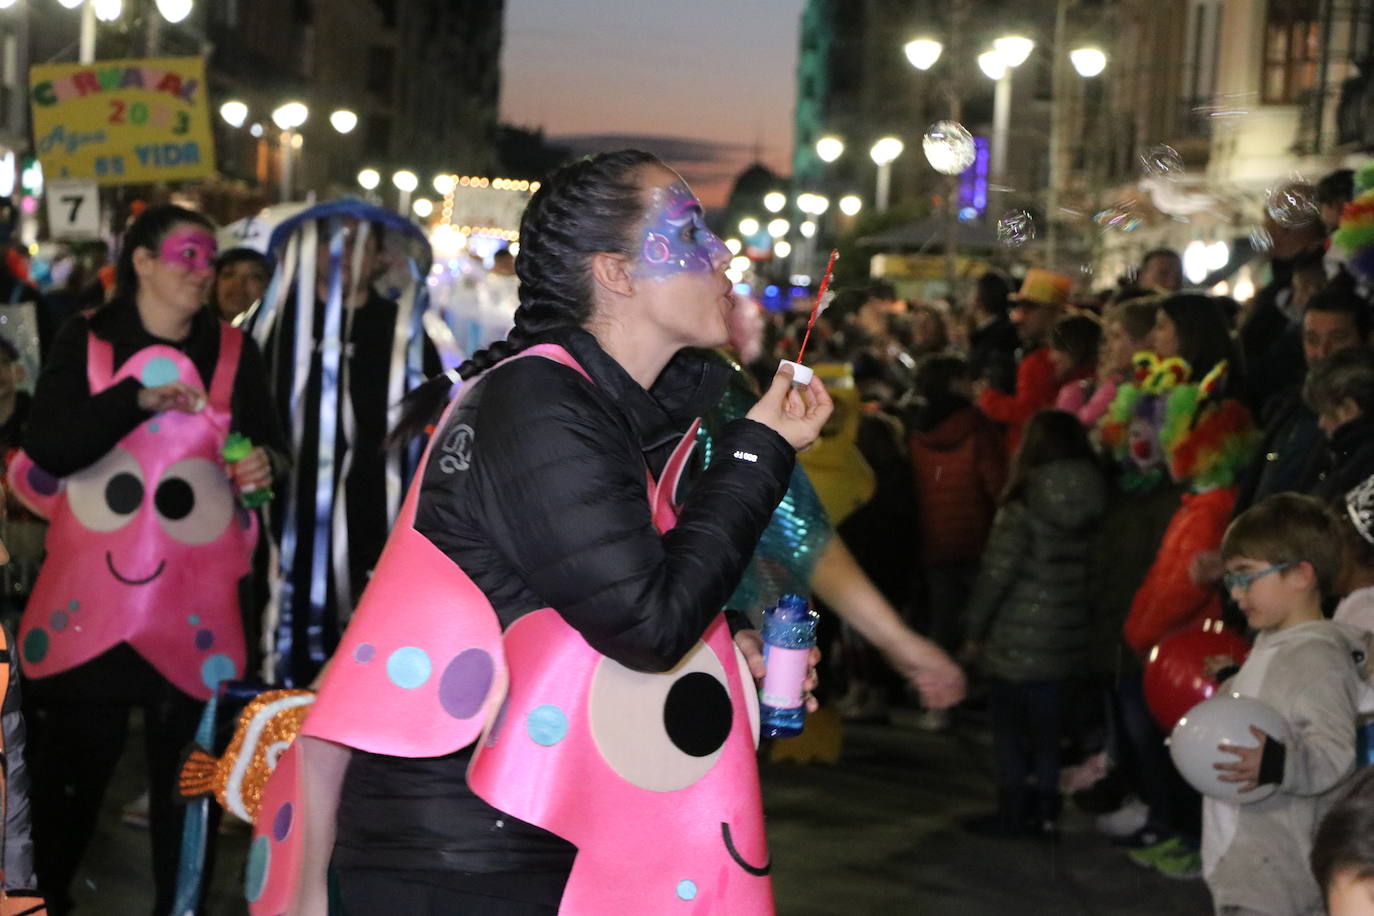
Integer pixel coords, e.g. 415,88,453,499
433,174,456,195
839,194,863,216
800,221,817,238
155,0,193,23
412,198,434,219
870,137,904,212
774,240,792,258
766,218,790,238
739,217,760,236
1070,46,1107,78
978,50,1008,80
56,0,83,9
357,168,381,191
329,109,358,134
219,100,248,129
725,238,742,255
993,35,1035,68
904,38,943,71
271,101,308,130
763,191,786,213
93,0,121,22
815,136,845,164
393,169,419,215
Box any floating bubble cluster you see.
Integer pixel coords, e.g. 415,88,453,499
922,121,977,176
1094,201,1143,233
996,210,1035,247
1139,144,1184,180
1265,180,1320,228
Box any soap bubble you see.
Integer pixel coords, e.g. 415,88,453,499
1265,180,1320,228
1139,144,1184,180
996,210,1035,247
922,121,976,176
1094,201,1143,233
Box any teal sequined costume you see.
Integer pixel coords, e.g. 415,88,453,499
698,356,832,625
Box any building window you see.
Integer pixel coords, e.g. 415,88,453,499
1263,0,1321,104
364,114,392,158
367,46,394,99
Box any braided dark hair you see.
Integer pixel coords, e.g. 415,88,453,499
390,149,662,445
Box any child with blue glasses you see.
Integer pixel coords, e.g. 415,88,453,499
1205,493,1369,916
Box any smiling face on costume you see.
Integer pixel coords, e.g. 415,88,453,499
628,169,733,350
134,223,216,318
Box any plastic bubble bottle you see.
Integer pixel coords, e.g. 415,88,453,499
759,593,820,738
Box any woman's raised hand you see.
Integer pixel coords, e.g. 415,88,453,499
745,364,833,452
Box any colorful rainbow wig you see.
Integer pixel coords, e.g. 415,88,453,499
1332,162,1374,287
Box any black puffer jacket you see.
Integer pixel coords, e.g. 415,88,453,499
965,457,1106,682
334,327,795,896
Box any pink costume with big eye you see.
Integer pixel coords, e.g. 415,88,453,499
248,344,773,915
10,328,257,701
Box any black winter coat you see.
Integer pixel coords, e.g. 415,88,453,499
334,327,796,898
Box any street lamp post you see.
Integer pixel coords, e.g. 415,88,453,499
980,36,1034,217
271,102,308,202
869,137,904,212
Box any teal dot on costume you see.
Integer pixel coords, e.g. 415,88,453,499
187,614,200,626
201,653,237,690
385,647,432,689
141,357,180,388
526,704,568,747
22,629,48,664
68,600,79,611
676,880,698,901
148,422,160,433
244,835,270,903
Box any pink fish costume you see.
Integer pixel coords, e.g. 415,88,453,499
248,344,773,915
11,329,257,701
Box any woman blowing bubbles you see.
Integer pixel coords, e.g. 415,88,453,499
255,151,832,916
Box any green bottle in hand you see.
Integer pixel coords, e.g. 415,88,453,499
222,432,273,509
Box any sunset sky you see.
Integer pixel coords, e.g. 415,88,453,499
499,0,804,207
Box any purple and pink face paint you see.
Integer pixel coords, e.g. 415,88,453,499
159,229,216,274
634,181,730,279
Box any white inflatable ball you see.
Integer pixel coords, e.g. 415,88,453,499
1168,693,1290,804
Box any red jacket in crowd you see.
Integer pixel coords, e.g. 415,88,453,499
1123,486,1237,654
908,405,1007,567
978,347,1089,453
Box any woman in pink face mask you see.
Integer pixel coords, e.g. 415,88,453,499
12,204,288,915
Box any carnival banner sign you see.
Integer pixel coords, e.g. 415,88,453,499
29,57,216,185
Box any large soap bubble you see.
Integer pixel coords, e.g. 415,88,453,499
922,121,976,176
1266,180,1320,228
1139,144,1184,180
1094,201,1143,233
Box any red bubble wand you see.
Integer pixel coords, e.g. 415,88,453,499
795,249,839,365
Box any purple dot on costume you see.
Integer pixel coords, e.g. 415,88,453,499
27,465,59,496
200,653,237,690
236,506,252,530
385,646,432,689
272,802,293,842
141,356,180,388
195,629,214,651
438,649,494,720
353,643,375,664
187,614,200,626
49,610,68,631
526,704,568,747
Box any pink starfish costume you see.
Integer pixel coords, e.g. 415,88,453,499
247,344,773,915
11,328,257,701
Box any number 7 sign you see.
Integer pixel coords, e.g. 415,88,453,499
46,178,101,240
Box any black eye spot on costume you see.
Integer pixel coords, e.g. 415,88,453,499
155,477,195,520
106,472,144,515
663,671,732,757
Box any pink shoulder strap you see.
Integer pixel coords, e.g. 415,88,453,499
86,332,115,393
208,324,244,410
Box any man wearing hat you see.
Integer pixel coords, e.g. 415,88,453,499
975,268,1072,452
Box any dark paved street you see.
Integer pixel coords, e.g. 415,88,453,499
62,709,1212,915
